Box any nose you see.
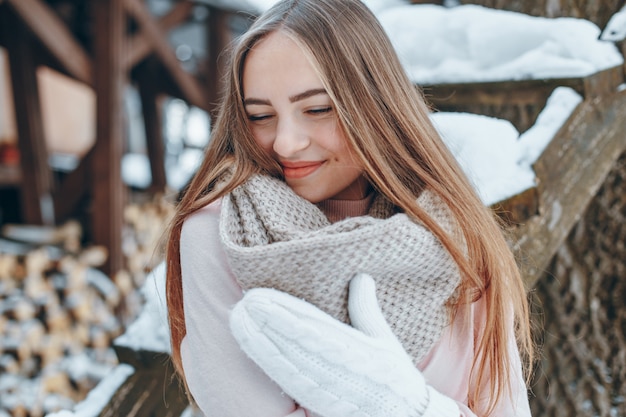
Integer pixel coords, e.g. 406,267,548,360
272,117,310,157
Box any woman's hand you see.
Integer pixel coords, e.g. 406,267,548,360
230,273,459,417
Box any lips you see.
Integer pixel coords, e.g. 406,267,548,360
281,161,324,179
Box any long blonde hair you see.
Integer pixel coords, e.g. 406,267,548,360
166,0,533,414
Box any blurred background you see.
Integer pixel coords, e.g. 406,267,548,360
0,0,625,416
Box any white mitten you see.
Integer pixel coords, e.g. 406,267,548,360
230,273,460,417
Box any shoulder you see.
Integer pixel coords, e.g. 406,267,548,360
179,197,236,285
181,198,223,248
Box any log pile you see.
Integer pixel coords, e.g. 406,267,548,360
0,192,175,417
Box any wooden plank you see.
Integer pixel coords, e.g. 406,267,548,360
508,90,626,288
99,367,188,417
92,0,126,276
5,0,93,85
491,186,539,226
114,345,171,369
581,65,625,97
423,65,624,131
106,345,188,417
124,0,209,111
2,11,54,225
123,0,194,71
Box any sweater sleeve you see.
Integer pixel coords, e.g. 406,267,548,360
179,199,302,417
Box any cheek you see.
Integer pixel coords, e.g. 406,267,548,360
330,132,359,166
318,123,350,155
249,126,275,154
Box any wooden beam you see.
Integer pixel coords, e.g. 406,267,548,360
123,0,194,71
92,0,126,276
124,0,209,111
508,89,626,288
2,11,54,225
5,0,93,85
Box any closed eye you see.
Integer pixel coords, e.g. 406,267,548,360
247,114,273,122
307,106,333,115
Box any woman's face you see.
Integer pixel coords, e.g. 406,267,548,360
242,31,370,203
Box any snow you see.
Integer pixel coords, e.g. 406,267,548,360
431,86,583,205
517,87,583,165
379,4,623,85
601,5,626,42
432,113,534,205
15,2,624,416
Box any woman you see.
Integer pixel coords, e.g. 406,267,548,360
165,0,533,416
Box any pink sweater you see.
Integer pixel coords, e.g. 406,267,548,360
179,199,532,417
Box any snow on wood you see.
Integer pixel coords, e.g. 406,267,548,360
601,4,626,42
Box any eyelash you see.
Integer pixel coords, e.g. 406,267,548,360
247,107,333,122
248,114,271,122
307,106,332,115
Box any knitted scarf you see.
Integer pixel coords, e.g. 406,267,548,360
220,174,461,364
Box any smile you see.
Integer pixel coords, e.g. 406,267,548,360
281,161,324,179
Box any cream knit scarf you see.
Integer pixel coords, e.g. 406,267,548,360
220,174,461,364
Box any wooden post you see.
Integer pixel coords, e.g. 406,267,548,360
137,58,167,193
92,0,126,276
2,8,55,225
206,6,232,116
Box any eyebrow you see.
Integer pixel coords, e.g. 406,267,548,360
243,88,328,106
289,88,328,103
243,98,271,106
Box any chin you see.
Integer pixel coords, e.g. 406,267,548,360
289,187,326,204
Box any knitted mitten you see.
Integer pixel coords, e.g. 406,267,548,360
230,274,460,417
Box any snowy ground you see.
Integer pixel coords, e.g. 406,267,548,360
2,1,625,416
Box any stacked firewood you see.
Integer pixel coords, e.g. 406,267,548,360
0,193,175,417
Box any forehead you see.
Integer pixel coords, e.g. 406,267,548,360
242,31,325,97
